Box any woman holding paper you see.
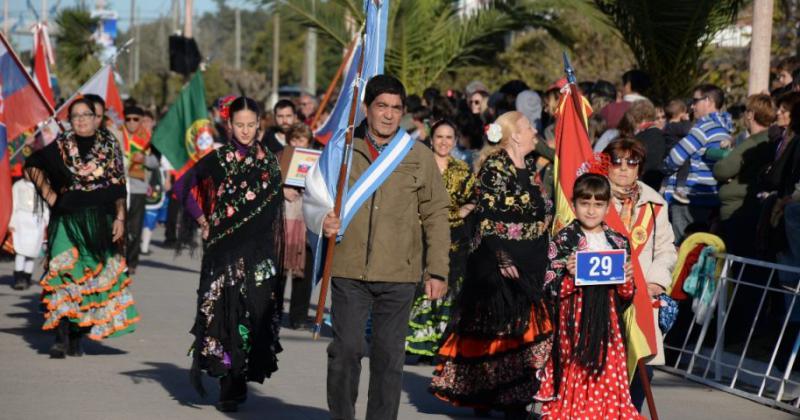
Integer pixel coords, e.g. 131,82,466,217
430,111,553,419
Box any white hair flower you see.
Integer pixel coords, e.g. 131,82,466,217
485,123,502,144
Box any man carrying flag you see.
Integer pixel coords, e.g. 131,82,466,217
550,56,662,417
305,75,450,420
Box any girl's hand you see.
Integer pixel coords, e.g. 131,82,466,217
567,254,576,277
112,219,125,243
624,262,634,282
500,265,520,279
197,217,210,240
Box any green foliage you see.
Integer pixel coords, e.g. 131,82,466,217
53,6,102,89
593,0,744,102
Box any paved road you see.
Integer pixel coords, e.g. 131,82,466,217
0,227,795,420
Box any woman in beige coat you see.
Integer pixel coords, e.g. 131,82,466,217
603,137,677,411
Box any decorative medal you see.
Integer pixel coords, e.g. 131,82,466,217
631,225,648,248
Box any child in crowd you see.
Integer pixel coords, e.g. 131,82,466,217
536,173,642,419
663,99,692,201
9,173,50,290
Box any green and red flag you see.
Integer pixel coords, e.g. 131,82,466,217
552,55,658,379
150,71,210,178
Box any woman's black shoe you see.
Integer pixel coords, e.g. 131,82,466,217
49,322,69,358
215,400,239,413
67,331,84,357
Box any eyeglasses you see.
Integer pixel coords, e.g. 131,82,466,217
126,117,141,122
611,157,641,167
470,100,482,105
70,112,95,121
691,96,708,105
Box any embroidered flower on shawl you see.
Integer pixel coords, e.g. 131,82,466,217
226,151,235,162
520,193,530,204
226,206,235,217
245,191,256,201
507,223,523,240
505,196,515,206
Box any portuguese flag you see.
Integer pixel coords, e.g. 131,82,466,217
552,75,658,380
151,72,209,178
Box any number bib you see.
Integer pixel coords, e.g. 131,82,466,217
575,249,627,286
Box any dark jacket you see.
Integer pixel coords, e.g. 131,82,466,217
635,127,667,190
713,130,773,220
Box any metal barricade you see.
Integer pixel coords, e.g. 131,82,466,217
660,253,800,415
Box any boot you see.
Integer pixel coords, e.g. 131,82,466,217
21,272,33,290
216,374,247,412
67,328,84,357
11,271,26,290
49,321,69,359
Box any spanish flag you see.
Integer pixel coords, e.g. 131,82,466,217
551,72,658,380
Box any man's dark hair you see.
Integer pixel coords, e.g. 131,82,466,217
622,69,652,94
695,84,725,110
592,80,617,100
364,74,407,107
273,99,296,115
124,105,144,117
84,93,105,114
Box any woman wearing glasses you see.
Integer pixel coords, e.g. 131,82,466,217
602,138,677,412
24,98,139,358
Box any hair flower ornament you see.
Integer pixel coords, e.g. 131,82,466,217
485,123,503,144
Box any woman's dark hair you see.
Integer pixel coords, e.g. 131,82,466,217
364,75,406,107
83,94,105,114
603,137,647,176
572,173,611,202
67,98,96,119
430,118,460,142
791,100,800,135
228,96,262,122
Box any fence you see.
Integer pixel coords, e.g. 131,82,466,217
661,253,800,415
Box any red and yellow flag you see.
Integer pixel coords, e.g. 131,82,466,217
552,83,658,379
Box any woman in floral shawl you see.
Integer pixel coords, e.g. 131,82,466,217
175,96,284,413
24,98,139,358
430,111,553,419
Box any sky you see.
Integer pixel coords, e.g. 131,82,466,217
5,0,261,50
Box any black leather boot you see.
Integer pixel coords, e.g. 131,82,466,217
21,272,33,290
12,271,26,290
49,321,69,358
67,328,84,357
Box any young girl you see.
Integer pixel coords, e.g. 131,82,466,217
9,173,50,290
537,173,642,419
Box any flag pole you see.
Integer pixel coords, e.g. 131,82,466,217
0,31,58,119
311,28,368,341
310,32,360,131
562,51,658,420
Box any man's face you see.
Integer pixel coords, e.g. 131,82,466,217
366,93,404,141
690,90,713,119
275,106,297,133
125,113,142,133
299,95,317,119
93,103,105,130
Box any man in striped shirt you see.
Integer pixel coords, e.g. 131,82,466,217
663,84,734,243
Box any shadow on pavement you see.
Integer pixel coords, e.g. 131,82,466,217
0,291,128,356
402,369,477,419
121,362,330,419
138,259,200,274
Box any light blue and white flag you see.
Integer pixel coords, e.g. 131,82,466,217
303,0,395,286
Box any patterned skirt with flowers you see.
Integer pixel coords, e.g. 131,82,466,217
41,216,139,340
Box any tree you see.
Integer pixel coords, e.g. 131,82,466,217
53,6,102,91
593,0,744,102
280,0,575,94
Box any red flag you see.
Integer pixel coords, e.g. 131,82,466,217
0,32,55,243
57,65,124,127
552,80,658,377
33,23,55,107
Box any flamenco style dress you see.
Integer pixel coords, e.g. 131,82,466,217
536,221,643,419
176,139,285,408
25,130,139,355
430,151,553,411
406,156,476,357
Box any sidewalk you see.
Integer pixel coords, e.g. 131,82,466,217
0,227,795,419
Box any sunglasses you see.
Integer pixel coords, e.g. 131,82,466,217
690,96,708,105
611,157,641,167
126,117,141,122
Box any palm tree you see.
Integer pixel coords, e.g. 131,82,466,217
281,0,575,94
593,0,745,102
53,6,102,86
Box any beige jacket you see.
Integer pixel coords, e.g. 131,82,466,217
614,181,677,365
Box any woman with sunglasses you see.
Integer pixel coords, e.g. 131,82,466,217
602,138,677,412
405,119,476,360
24,98,140,358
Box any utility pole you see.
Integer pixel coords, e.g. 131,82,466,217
269,10,279,107
129,0,135,87
235,8,241,70
134,5,140,84
748,0,774,95
41,0,47,24
302,0,317,95
184,0,193,38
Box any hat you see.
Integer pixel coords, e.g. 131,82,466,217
547,78,568,91
465,80,489,96
515,90,542,127
124,105,144,117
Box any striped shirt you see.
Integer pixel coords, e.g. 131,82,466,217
663,112,734,206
